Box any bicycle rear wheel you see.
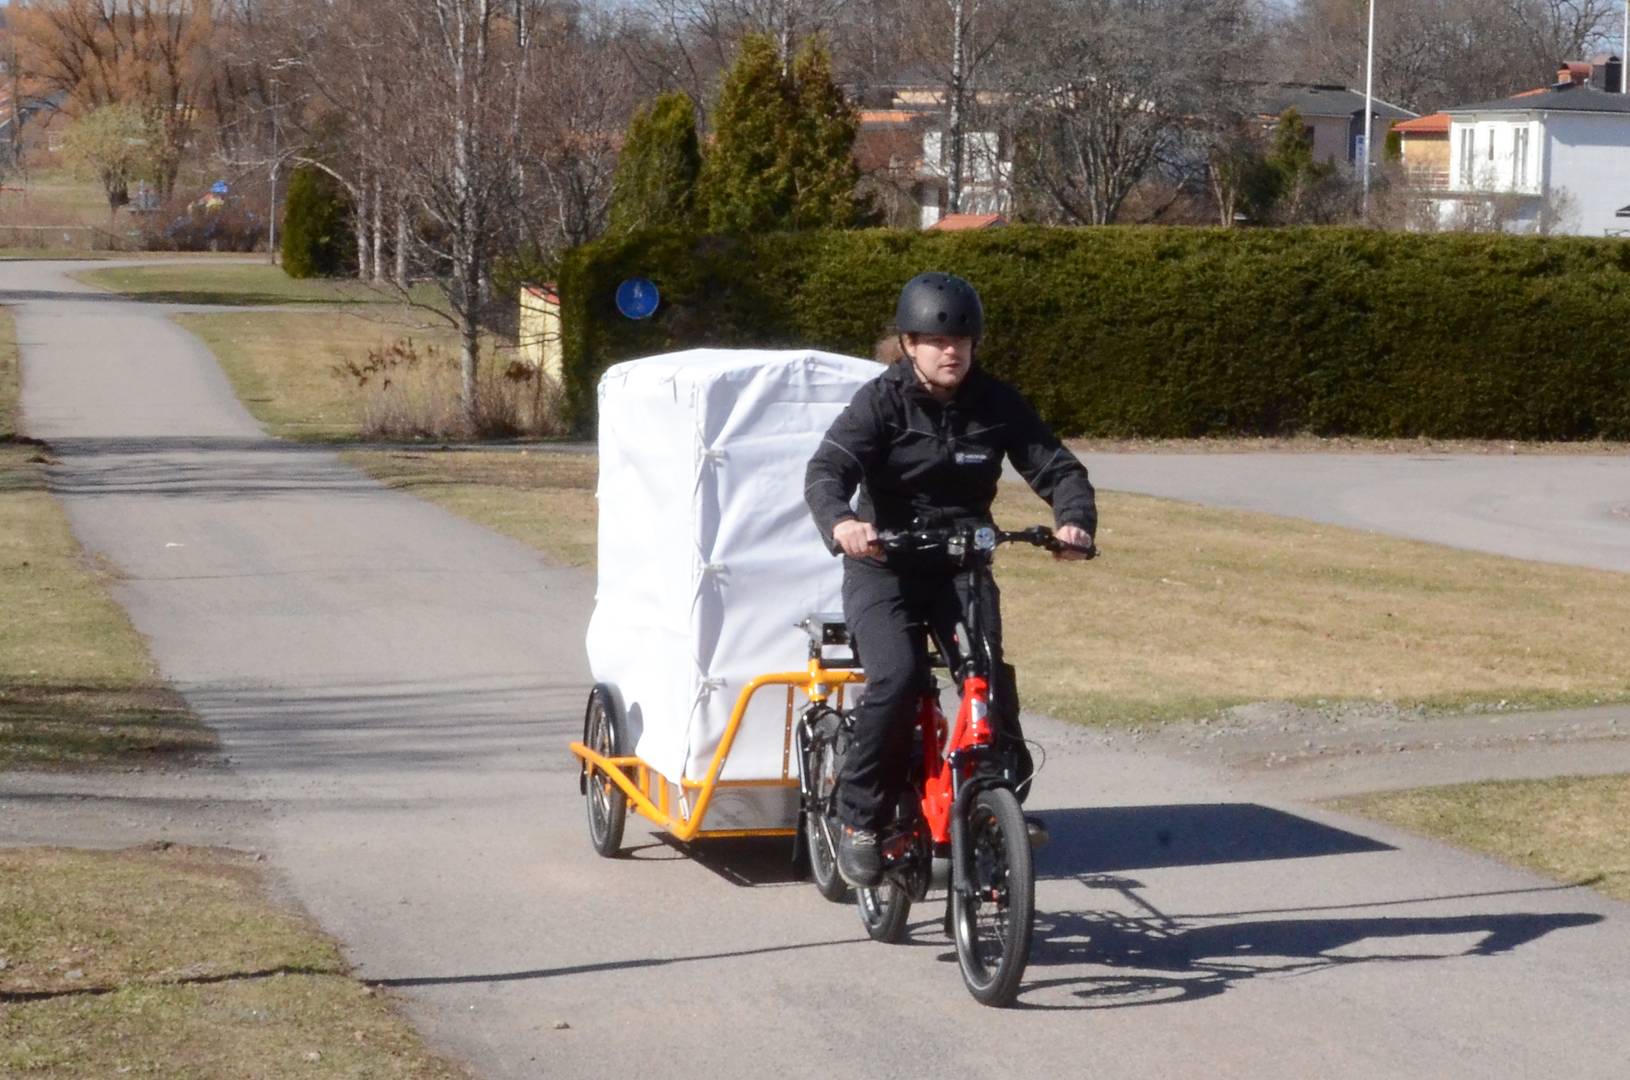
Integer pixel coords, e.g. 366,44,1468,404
857,880,912,943
951,786,1034,1006
804,725,849,902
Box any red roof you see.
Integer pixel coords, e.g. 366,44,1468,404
859,109,915,126
1394,112,1449,135
929,213,1008,232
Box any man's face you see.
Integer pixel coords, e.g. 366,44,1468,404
906,333,974,393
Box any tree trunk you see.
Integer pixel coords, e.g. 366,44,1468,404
459,301,480,433
371,174,385,282
354,170,372,281
947,0,967,215
395,195,409,287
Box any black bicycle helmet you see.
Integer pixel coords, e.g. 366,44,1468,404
895,272,984,341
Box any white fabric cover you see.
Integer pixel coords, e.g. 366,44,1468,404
586,348,878,786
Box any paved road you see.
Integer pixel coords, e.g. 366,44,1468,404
7,260,1630,1078
1097,452,1630,573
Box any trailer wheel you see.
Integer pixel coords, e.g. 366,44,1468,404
584,685,628,857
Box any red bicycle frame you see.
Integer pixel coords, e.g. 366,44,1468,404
917,673,992,844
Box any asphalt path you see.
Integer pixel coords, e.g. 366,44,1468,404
1096,452,1630,573
7,259,1630,1078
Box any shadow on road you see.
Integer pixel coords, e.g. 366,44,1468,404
1034,803,1393,877
665,803,1394,891
41,436,383,501
368,935,863,990
0,287,137,304
1016,873,1604,1010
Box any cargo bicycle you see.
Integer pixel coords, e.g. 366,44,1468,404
572,520,1091,1007
798,523,1094,1006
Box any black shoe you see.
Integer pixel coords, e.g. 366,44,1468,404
837,825,882,887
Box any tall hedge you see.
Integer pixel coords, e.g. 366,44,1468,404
558,225,1630,439
280,165,354,279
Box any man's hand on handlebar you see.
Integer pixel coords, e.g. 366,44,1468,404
833,518,882,558
1053,523,1095,561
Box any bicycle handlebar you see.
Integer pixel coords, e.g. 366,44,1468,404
877,523,1097,560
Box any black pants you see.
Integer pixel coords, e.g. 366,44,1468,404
836,557,1026,831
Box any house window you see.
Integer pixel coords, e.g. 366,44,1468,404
1488,128,1496,162
922,130,943,171
1458,128,1475,185
1514,128,1530,188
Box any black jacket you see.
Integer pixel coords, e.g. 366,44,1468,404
805,360,1096,553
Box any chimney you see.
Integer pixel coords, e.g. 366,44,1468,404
1557,60,1593,87
1606,56,1624,94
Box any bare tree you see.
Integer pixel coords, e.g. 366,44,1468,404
517,18,640,254
1011,0,1259,225
1276,0,1618,114
12,0,216,197
619,0,857,114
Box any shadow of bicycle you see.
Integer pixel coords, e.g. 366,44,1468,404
1016,872,1602,1010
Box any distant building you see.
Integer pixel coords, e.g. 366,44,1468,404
853,70,1013,230
1251,84,1416,169
1431,60,1630,235
1394,112,1452,189
928,212,1008,231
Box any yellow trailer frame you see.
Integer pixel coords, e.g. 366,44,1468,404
569,659,864,842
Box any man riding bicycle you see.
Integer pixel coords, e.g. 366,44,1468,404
804,272,1096,888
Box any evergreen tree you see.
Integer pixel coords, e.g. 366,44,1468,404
608,92,702,233
697,34,796,233
281,165,355,279
697,34,865,233
1260,109,1339,223
787,39,861,229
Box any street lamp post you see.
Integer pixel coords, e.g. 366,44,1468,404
264,58,298,264
1362,0,1377,216
268,76,279,264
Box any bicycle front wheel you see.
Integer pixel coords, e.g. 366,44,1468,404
951,786,1034,1006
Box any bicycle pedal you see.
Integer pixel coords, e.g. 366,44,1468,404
1024,815,1050,850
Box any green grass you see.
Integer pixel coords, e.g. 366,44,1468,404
0,309,214,766
77,263,445,308
0,845,467,1079
1331,775,1630,904
347,447,1630,727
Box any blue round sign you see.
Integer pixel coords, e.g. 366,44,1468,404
210,179,230,195
615,278,660,320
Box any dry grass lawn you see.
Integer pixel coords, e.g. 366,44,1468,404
0,845,466,1079
990,484,1630,725
176,310,472,441
176,310,536,441
346,448,1630,726
349,449,597,568
1331,775,1630,904
0,170,120,231
0,311,212,766
79,263,446,308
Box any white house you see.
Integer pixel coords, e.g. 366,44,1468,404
1437,77,1630,235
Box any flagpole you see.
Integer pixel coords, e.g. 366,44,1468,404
1363,0,1376,214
